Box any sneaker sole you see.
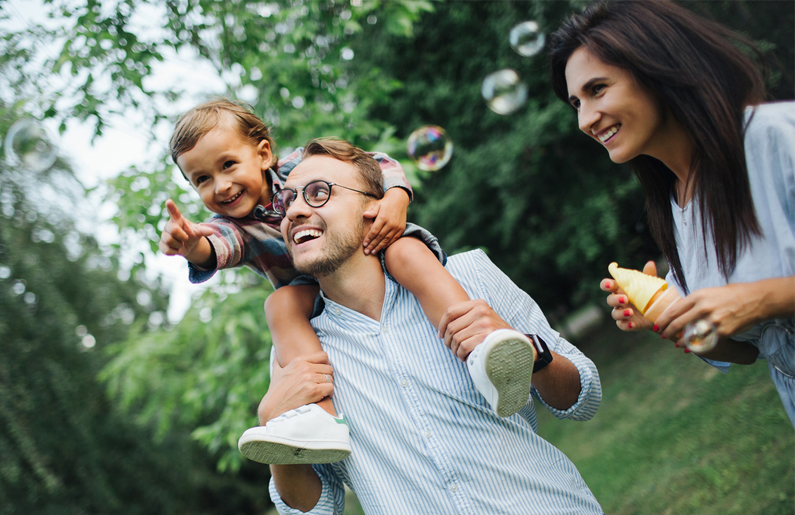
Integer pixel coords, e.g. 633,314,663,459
485,337,535,417
239,435,351,465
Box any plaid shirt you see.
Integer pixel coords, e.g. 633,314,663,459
188,148,413,289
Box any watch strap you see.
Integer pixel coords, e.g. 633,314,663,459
526,334,553,373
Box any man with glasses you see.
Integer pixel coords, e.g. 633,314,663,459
262,139,605,515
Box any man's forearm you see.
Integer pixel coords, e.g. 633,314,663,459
270,464,323,512
531,352,581,410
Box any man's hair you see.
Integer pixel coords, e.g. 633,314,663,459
548,0,765,292
301,139,384,199
170,98,276,168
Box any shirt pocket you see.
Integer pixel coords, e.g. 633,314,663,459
410,335,473,394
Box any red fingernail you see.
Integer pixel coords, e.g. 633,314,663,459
618,296,625,304
628,322,634,329
684,348,691,354
674,343,680,348
653,324,659,332
605,281,612,288
623,310,631,317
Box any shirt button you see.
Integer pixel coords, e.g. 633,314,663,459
424,430,432,438
381,326,389,333
400,380,408,387
450,484,458,492
333,307,341,316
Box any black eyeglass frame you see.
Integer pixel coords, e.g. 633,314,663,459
271,179,379,217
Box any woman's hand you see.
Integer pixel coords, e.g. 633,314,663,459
362,188,409,255
655,277,795,342
600,260,657,332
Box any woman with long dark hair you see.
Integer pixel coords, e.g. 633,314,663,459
549,0,794,424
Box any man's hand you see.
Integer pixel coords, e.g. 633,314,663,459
362,188,409,255
437,299,513,361
159,199,214,264
257,351,336,425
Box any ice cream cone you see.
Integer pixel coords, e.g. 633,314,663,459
642,287,682,323
607,262,669,315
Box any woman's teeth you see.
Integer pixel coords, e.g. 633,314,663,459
598,125,620,143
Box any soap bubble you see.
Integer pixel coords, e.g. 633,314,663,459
509,21,546,57
682,319,719,353
407,126,453,172
481,69,528,115
4,119,59,172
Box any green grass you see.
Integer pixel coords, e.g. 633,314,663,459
537,324,795,515
268,325,794,514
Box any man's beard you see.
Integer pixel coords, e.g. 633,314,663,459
291,217,366,278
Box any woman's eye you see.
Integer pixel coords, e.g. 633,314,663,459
592,84,606,95
223,160,235,169
570,99,581,110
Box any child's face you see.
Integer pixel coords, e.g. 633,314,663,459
177,126,273,219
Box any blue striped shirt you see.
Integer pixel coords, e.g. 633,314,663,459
269,249,603,514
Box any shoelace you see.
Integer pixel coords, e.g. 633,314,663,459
269,405,312,424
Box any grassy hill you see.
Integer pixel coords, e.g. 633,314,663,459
538,323,794,515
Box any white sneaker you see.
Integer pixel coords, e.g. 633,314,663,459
238,404,352,465
467,329,536,417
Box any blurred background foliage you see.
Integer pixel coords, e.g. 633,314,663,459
1,0,792,513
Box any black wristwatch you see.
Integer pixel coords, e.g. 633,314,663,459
526,334,553,373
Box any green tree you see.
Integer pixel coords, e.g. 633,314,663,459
0,28,274,511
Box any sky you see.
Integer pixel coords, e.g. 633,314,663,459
4,0,229,322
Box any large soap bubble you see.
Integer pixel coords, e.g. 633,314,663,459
509,21,546,57
682,319,719,353
407,126,453,172
481,69,528,115
4,119,59,173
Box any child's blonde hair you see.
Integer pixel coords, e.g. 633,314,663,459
170,98,276,169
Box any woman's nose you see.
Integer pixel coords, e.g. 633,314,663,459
578,102,600,134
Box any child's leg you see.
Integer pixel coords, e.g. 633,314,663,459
384,237,469,331
264,284,336,417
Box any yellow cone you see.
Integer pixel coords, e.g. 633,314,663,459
607,262,667,314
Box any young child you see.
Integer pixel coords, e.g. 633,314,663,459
160,99,541,465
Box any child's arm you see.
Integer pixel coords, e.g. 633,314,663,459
384,236,471,343
264,284,338,417
159,199,215,266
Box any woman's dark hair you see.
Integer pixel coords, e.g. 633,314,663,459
549,0,766,292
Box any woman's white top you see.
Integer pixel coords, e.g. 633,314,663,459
667,102,795,375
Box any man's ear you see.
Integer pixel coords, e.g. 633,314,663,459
362,198,381,220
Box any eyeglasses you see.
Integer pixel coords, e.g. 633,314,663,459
271,179,378,217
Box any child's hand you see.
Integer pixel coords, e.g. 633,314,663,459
159,199,214,263
362,188,409,255
601,260,656,332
